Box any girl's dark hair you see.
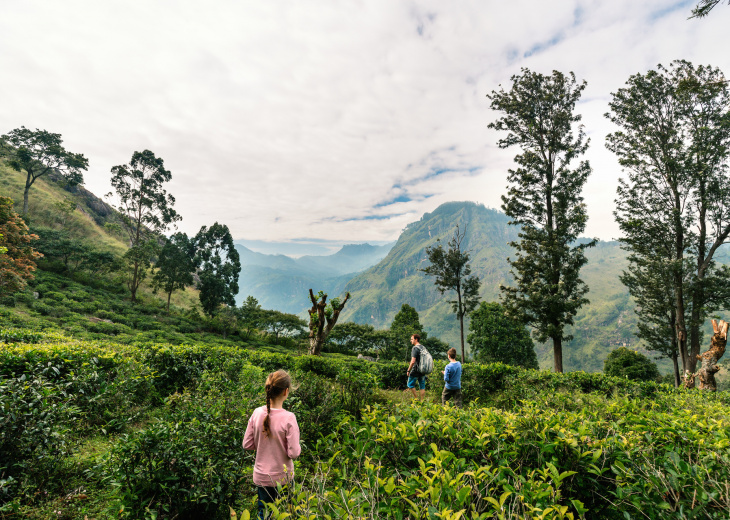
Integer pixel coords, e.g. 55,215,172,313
263,370,291,437
447,347,457,359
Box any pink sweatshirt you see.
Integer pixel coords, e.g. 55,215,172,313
243,406,301,487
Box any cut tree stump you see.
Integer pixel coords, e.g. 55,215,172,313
696,319,728,392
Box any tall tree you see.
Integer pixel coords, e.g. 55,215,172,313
194,222,241,317
0,197,42,295
468,302,539,369
422,225,480,363
151,232,196,312
488,68,596,373
239,295,263,339
109,150,181,302
388,303,426,361
307,289,350,356
0,127,89,215
606,60,730,385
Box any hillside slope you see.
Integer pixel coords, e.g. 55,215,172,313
340,201,637,372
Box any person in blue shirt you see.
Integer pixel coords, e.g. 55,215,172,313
442,347,462,408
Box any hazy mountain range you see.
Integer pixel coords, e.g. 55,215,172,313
233,241,394,313
235,201,644,372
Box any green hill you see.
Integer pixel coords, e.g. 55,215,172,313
340,201,638,372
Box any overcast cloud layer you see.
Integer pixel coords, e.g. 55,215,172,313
1,0,728,249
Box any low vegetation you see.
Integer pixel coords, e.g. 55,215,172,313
1,324,728,519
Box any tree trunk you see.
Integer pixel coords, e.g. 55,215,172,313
23,173,32,215
672,350,680,388
309,333,325,356
457,292,465,363
130,261,139,302
697,319,727,391
166,291,172,313
552,335,563,373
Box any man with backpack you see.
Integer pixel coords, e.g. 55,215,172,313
406,334,432,400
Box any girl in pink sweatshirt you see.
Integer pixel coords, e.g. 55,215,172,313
243,370,301,520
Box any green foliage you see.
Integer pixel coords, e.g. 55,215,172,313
195,222,241,317
0,372,78,503
324,321,378,355
488,69,596,373
607,60,730,379
110,149,181,302
0,127,88,215
151,232,195,311
690,0,728,18
604,346,660,381
260,309,306,345
387,303,425,361
468,301,539,369
100,387,253,520
0,196,42,296
422,224,480,361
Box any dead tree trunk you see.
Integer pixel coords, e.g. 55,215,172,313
696,319,727,392
307,289,351,356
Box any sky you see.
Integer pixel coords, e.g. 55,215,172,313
1,0,728,254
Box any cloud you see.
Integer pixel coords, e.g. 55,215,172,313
0,0,726,244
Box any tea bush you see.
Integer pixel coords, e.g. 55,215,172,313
100,393,253,520
0,373,79,504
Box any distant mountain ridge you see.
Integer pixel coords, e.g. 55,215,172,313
234,241,394,313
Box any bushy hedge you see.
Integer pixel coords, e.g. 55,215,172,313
259,396,730,519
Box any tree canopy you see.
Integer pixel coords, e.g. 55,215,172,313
690,0,729,18
606,60,730,385
604,347,660,381
0,127,88,215
194,223,241,317
388,303,426,361
109,150,181,302
488,68,595,373
422,224,480,363
0,197,42,295
468,302,539,369
152,232,196,312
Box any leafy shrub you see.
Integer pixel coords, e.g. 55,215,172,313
604,346,660,381
287,373,342,448
42,291,67,302
0,373,78,503
0,328,43,344
100,388,254,520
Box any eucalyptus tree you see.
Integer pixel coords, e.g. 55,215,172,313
488,68,595,373
1,127,88,215
194,222,241,317
151,232,196,312
606,60,730,384
110,150,181,301
422,225,480,363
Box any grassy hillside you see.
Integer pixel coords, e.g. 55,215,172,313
340,202,642,372
0,160,128,253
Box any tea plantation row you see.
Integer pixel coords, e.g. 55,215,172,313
1,329,729,519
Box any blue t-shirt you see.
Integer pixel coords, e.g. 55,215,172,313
443,361,462,390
